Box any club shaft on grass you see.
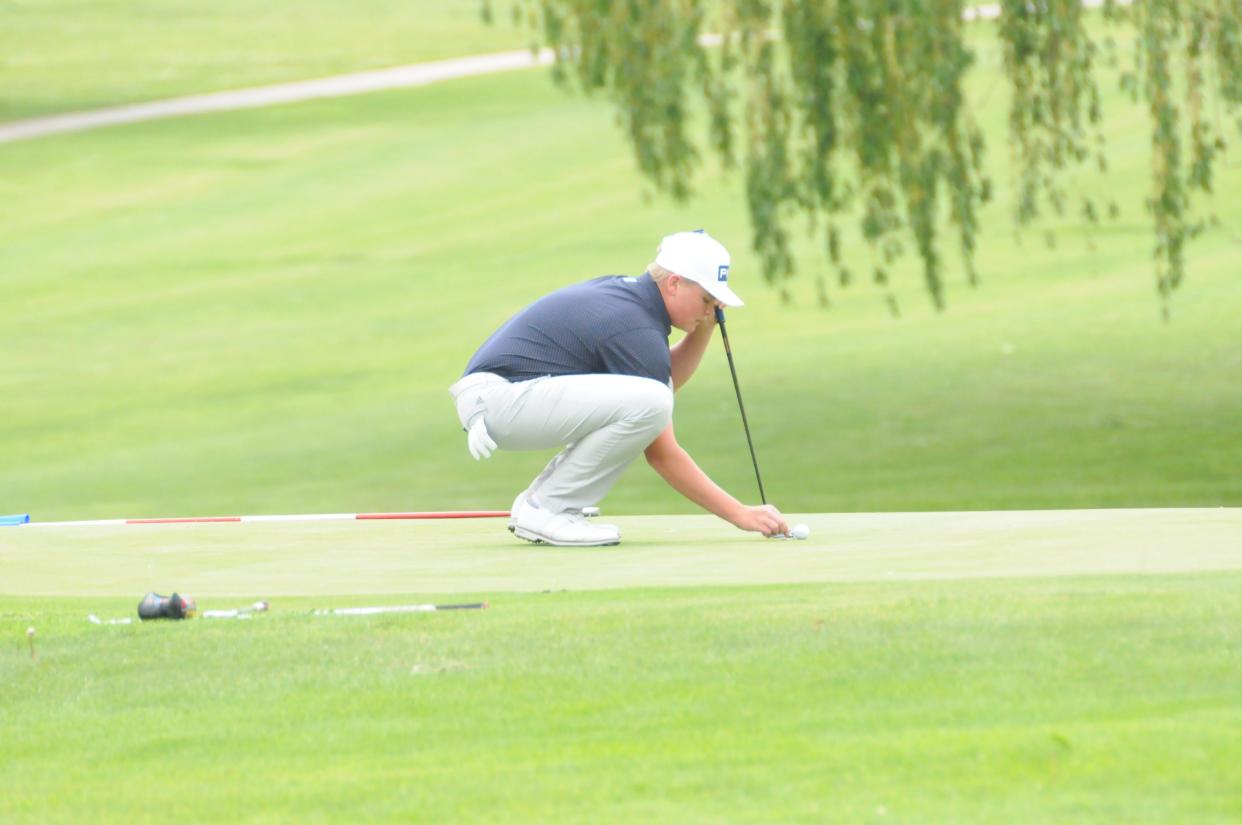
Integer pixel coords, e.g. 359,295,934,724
715,307,767,505
202,601,269,619
312,602,488,616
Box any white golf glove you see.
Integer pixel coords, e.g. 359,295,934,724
466,417,497,461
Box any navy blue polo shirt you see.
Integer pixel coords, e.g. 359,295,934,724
463,274,672,385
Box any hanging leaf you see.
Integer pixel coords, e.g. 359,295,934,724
492,0,1240,315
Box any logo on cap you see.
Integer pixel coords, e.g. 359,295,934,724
718,265,729,283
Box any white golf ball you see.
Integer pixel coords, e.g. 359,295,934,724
790,523,810,540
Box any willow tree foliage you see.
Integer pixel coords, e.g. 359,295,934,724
484,0,1242,316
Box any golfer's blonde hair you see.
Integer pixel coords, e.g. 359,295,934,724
647,263,673,283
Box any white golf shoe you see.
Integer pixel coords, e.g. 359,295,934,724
507,490,527,532
511,500,621,547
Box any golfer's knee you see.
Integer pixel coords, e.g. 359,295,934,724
628,380,674,433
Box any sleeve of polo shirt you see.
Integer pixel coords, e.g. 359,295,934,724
598,327,672,385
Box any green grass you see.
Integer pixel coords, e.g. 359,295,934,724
0,0,529,119
4,565,1241,822
3,513,1238,822
1,38,1240,521
5,510,1242,595
4,12,1242,824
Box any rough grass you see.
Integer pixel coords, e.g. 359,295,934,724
4,513,1238,822
3,571,1241,823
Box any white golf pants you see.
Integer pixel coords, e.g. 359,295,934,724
449,372,673,515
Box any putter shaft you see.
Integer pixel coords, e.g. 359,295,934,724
715,308,767,505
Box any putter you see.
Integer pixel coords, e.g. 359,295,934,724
716,308,806,540
716,307,767,504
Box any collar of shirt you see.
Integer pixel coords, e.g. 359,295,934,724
637,272,672,335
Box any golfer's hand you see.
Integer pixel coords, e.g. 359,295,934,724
735,504,788,537
466,417,497,461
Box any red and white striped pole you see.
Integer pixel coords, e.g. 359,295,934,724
6,510,509,527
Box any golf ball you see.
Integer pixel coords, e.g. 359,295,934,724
791,523,810,540
26,627,35,638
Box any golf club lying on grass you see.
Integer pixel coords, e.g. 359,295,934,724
88,596,271,624
311,602,488,616
87,599,486,623
716,307,810,541
202,601,269,619
88,614,134,625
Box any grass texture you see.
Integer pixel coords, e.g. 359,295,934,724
3,16,1241,820
3,513,1242,823
0,0,528,119
1,37,1240,521
5,510,1242,595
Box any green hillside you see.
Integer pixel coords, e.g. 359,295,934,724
0,0,527,119
1,19,1239,522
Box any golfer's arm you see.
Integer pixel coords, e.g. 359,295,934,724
644,425,744,525
669,317,716,390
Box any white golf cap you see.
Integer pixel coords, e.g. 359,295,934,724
655,230,744,307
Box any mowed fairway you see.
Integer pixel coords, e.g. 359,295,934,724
0,0,527,119
4,5,1242,822
3,511,1242,823
5,509,1242,595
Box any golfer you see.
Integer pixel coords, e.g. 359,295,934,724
449,230,788,546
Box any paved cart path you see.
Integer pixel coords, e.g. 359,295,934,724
0,49,555,145
3,508,1238,596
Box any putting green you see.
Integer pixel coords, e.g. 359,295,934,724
4,508,1239,597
